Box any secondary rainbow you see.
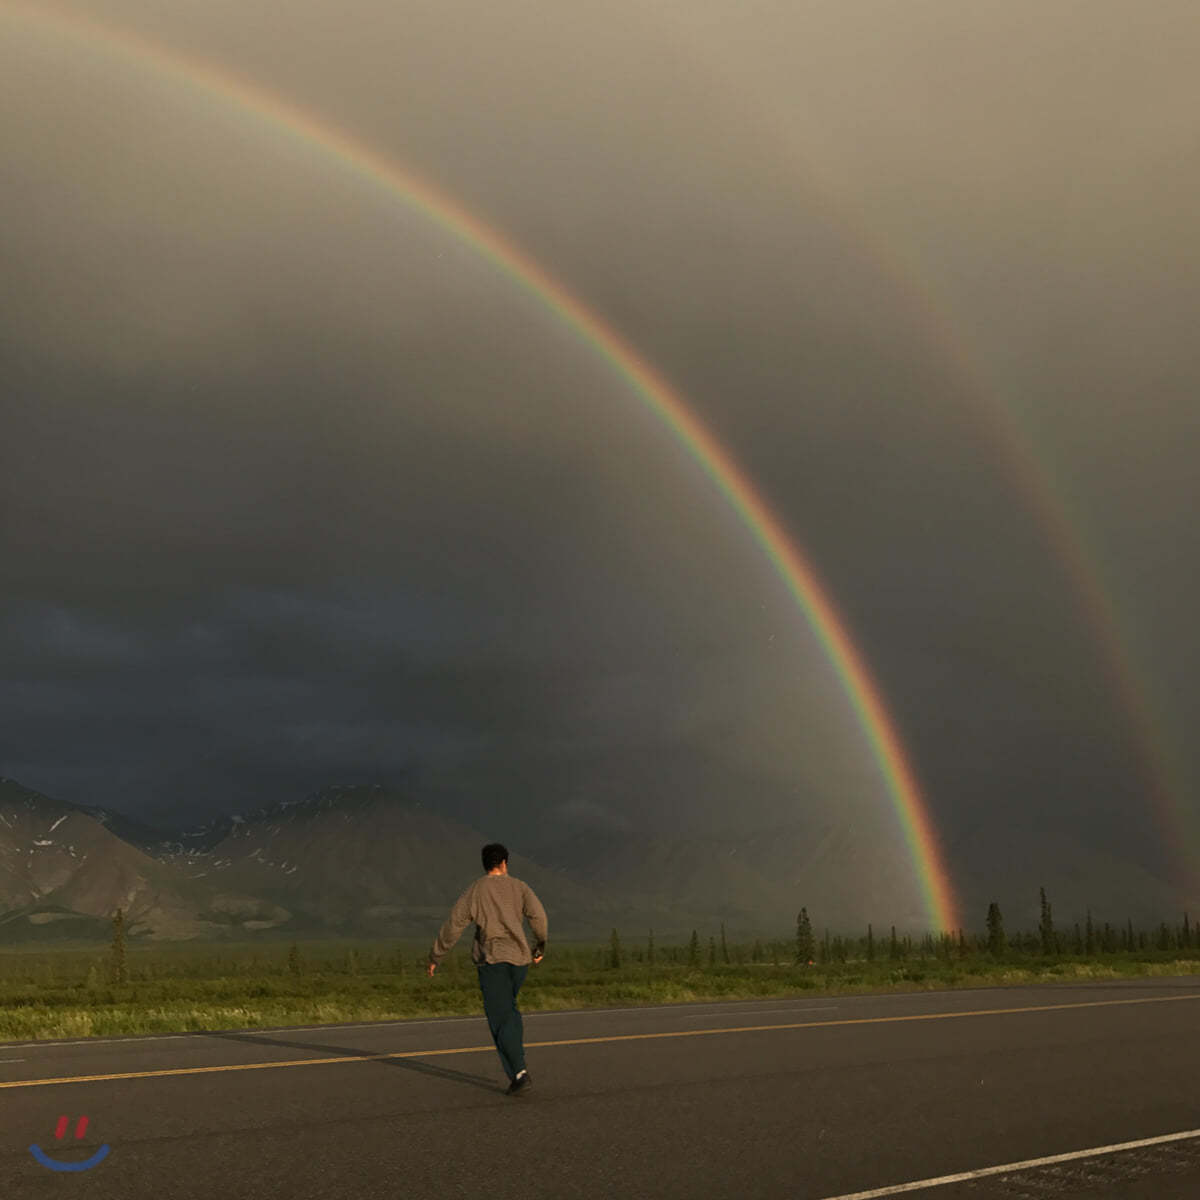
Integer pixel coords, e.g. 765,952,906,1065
4,1,961,931
674,41,1193,891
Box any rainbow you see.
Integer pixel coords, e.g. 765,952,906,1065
801,215,1194,893
3,1,961,931
665,24,1194,895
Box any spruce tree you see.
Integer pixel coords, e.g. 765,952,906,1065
795,908,815,964
1085,910,1095,955
688,929,700,967
1039,887,1055,956
1184,913,1192,950
752,938,763,963
609,928,622,969
889,925,899,960
647,929,655,966
708,935,717,966
720,921,730,964
288,944,301,976
986,902,1006,957
866,923,875,962
109,908,128,985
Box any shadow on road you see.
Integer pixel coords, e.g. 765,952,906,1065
199,1028,502,1095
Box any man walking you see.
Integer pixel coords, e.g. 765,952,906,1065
426,843,548,1095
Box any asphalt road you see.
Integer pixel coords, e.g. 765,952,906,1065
3,977,1200,1199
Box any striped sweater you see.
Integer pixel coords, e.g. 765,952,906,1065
429,873,548,967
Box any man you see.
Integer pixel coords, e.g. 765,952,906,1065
426,843,548,1095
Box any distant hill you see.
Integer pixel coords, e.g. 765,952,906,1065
946,823,1198,931
60,802,174,857
0,778,289,939
2,775,1196,943
156,783,611,938
525,820,932,938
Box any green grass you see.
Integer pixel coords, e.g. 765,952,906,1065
1,939,1198,1041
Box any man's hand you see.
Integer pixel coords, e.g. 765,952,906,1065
532,950,544,966
426,961,437,978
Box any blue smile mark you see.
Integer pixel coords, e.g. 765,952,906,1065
29,1143,111,1172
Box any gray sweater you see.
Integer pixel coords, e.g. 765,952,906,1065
429,873,548,967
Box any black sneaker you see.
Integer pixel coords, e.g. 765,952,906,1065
506,1070,531,1096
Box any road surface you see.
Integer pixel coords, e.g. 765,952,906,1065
3,977,1199,1198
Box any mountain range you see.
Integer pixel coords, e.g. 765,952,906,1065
0,776,1193,942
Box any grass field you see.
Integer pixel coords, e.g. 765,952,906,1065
1,937,1197,1041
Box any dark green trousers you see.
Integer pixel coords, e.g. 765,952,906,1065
476,961,529,1080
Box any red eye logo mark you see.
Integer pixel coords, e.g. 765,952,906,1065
29,1115,111,1172
57,1115,90,1140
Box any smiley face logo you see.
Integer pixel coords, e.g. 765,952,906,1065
29,1115,111,1172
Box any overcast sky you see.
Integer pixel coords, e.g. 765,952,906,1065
2,2,1197,905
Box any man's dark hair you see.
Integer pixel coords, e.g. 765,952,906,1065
481,843,508,872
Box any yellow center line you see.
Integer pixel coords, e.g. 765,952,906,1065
2,991,1197,1090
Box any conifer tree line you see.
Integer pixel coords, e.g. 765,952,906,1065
779,888,1198,962
94,893,1200,982
596,889,1198,968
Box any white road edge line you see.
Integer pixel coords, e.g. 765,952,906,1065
815,1127,1200,1199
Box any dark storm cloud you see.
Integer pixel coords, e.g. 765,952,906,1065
1,578,871,834
2,1,1198,908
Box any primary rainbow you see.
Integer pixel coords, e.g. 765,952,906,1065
4,1,961,931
